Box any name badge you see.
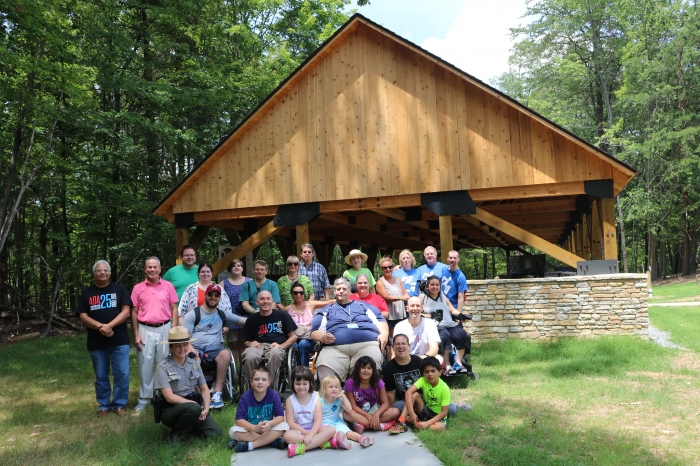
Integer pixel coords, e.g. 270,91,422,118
347,323,358,329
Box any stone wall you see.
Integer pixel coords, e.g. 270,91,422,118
462,274,649,342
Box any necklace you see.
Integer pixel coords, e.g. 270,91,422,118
287,272,299,280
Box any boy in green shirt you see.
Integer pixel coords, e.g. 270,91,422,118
404,356,449,431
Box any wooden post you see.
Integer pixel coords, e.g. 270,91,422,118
296,224,309,252
575,224,582,258
175,228,189,265
596,198,618,260
590,201,602,260
581,214,591,260
439,215,453,263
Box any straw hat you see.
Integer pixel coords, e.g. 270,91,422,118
344,249,368,265
161,326,197,345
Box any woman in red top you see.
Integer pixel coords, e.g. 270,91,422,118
350,274,389,320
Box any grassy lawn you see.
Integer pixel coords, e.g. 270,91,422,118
2,311,700,465
649,280,700,303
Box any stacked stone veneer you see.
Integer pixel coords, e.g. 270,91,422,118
462,274,649,342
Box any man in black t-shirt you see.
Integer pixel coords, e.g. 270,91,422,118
76,260,132,417
241,290,297,388
383,334,423,411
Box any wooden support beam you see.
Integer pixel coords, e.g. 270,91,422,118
371,208,406,221
188,226,211,250
469,182,586,202
439,216,453,262
462,215,509,247
590,201,602,260
175,228,189,264
468,208,585,268
296,224,309,251
596,198,618,261
212,221,284,276
479,199,576,216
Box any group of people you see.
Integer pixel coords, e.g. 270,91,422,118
75,242,473,449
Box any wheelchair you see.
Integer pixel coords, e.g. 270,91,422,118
199,347,238,404
432,309,479,382
239,345,300,396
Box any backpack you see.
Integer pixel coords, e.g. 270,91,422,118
193,306,226,329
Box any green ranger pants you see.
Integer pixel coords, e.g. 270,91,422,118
161,401,222,438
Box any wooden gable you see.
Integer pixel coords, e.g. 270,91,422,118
155,15,635,219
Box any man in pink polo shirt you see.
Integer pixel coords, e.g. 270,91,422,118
131,256,178,412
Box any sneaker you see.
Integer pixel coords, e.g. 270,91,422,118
134,401,149,413
388,422,406,434
287,444,306,457
454,403,473,411
445,366,456,376
350,422,365,434
269,438,286,450
359,436,374,447
380,420,396,431
453,363,463,372
211,391,224,409
334,431,352,450
320,438,338,449
229,441,249,453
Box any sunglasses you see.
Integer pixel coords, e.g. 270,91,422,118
206,292,221,297
382,265,394,269
287,262,299,266
292,290,305,295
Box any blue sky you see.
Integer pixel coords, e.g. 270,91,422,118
349,0,529,83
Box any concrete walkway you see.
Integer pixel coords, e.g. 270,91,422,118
648,302,700,307
229,429,443,465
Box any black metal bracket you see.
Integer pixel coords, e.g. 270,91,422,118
421,190,476,216
174,213,195,229
273,202,320,227
575,194,592,214
584,179,614,199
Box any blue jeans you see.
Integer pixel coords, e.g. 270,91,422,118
294,338,314,367
89,344,130,411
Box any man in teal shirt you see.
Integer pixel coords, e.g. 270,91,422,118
163,245,199,301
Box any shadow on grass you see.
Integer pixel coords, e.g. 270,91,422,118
418,396,684,466
472,336,675,379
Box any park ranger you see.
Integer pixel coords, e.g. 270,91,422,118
154,326,222,443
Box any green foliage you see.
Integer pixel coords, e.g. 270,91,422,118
0,0,351,311
649,280,700,303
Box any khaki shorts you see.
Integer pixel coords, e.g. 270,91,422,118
229,422,289,439
316,341,383,380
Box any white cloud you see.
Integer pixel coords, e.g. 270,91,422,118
420,0,528,83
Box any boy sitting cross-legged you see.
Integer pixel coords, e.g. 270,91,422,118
228,366,289,452
404,356,450,431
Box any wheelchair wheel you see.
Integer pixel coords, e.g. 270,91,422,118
223,354,238,403
239,371,250,397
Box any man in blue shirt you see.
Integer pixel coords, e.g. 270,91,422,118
416,246,452,296
446,250,468,311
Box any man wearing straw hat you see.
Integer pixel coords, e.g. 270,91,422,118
154,326,222,443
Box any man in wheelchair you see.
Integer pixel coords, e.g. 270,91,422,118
241,290,297,390
154,326,222,443
181,284,245,408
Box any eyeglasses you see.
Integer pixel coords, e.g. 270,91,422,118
287,262,299,267
95,269,110,273
206,293,221,297
382,265,394,269
292,291,304,295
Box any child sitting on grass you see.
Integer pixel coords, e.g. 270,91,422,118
343,356,400,433
320,375,372,448
283,366,338,457
228,366,289,453
404,356,450,431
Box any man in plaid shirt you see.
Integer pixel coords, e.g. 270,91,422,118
298,243,331,300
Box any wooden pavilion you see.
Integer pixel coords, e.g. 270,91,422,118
152,14,637,276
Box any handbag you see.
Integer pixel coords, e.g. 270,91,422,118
295,325,312,340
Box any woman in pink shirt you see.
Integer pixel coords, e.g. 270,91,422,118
288,282,329,367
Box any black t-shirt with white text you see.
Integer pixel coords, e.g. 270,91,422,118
76,282,132,351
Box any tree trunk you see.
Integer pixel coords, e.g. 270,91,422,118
616,195,628,273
